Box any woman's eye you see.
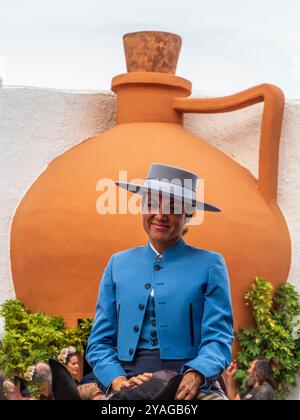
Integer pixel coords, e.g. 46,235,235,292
170,204,182,213
143,201,158,212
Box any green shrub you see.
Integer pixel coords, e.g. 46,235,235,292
236,277,300,399
0,299,93,379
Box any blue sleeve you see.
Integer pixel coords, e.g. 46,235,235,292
181,253,234,387
85,256,127,389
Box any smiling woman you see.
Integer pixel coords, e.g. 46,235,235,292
86,162,234,400
10,28,291,349
58,347,80,384
141,193,190,254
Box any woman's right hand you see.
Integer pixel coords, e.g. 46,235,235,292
121,372,153,389
111,376,129,392
111,372,153,391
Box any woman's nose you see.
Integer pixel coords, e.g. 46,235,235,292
155,206,168,219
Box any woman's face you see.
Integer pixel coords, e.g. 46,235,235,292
66,355,80,378
142,193,187,244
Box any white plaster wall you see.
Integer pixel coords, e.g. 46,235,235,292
0,85,299,398
0,86,116,305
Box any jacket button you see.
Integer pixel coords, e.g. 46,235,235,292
133,325,139,333
151,339,158,346
152,320,156,327
138,304,145,311
129,348,134,355
145,283,152,289
154,265,161,271
151,330,157,338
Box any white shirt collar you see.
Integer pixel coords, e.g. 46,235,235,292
150,242,162,257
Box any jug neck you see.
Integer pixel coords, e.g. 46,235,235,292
111,72,192,125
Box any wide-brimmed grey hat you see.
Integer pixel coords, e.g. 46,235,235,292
116,163,221,212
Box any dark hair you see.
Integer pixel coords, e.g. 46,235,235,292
58,346,78,366
182,226,189,236
253,358,276,390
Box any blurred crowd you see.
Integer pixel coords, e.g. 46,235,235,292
0,346,105,400
0,347,276,400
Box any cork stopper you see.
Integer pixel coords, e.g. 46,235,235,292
123,31,182,74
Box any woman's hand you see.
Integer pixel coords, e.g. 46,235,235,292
111,372,153,392
111,376,129,392
175,371,204,400
121,372,153,389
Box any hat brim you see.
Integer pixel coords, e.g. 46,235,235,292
115,182,221,212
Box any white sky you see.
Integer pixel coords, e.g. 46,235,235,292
0,0,300,97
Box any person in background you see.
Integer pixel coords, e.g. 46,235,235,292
78,382,106,400
24,362,53,400
224,358,276,400
1,377,31,400
58,346,80,385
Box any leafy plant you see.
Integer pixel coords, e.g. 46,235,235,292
0,299,93,379
236,277,300,399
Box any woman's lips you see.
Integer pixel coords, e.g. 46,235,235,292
151,223,169,231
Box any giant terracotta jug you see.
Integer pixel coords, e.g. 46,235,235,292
11,32,291,330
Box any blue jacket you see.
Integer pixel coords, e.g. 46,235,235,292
86,238,234,389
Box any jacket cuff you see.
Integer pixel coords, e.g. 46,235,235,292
182,367,208,389
181,364,219,388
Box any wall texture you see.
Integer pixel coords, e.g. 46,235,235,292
0,86,116,305
0,86,299,397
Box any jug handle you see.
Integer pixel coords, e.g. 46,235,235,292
173,84,285,203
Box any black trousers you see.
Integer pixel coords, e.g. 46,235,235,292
98,349,190,394
119,349,190,378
